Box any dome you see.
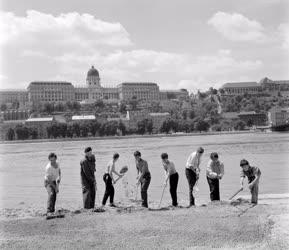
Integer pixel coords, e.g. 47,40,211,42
259,77,273,84
87,66,99,77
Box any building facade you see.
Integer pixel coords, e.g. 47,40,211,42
27,81,75,103
221,77,289,96
117,82,160,101
0,66,187,106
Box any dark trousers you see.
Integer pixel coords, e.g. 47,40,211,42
82,183,96,209
45,180,57,213
140,173,151,207
102,173,115,205
185,168,197,206
207,177,220,201
249,177,259,204
169,173,179,206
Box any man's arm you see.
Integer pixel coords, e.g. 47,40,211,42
248,171,261,188
206,161,217,178
240,176,245,189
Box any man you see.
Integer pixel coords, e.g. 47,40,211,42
44,153,61,216
102,153,123,207
80,147,96,209
185,147,204,206
161,153,179,207
206,152,224,201
240,159,261,204
134,151,151,208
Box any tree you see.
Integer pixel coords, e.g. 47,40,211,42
1,104,7,111
189,110,195,119
234,120,246,130
6,128,15,140
119,102,127,114
15,125,30,140
29,127,38,139
194,120,210,132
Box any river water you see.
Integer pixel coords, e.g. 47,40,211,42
0,132,288,211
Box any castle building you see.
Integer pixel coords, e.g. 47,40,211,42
0,66,188,106
221,77,289,96
117,82,160,101
27,81,75,103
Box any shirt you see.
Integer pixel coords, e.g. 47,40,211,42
44,162,61,182
206,159,224,179
240,166,261,183
136,158,150,180
163,161,177,176
186,151,201,174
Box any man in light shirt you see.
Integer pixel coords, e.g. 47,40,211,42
206,152,224,201
161,153,179,207
44,153,61,215
185,147,204,207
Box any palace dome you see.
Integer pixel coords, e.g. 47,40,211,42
87,66,99,77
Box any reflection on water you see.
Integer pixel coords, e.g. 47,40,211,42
0,133,288,210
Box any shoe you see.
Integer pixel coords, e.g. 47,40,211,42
109,203,117,207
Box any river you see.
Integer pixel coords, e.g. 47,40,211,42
0,132,288,211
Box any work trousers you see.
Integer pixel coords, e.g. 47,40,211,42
140,173,151,207
207,177,220,201
249,178,259,204
102,173,115,205
169,172,179,206
185,168,197,206
44,180,57,213
82,183,96,209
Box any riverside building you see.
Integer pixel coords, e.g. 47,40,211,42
0,66,188,106
221,77,289,96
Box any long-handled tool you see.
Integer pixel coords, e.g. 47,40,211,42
229,187,243,200
158,184,167,208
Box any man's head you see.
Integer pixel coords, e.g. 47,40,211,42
134,151,141,162
197,147,204,155
240,159,250,171
113,153,120,162
48,153,57,163
161,153,169,164
84,147,92,157
210,152,218,161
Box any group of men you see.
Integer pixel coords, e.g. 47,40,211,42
44,146,261,215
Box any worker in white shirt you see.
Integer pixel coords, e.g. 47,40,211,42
185,147,204,207
44,153,61,215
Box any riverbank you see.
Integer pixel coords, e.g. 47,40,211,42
0,130,270,144
1,197,288,250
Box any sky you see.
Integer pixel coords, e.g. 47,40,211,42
0,0,288,93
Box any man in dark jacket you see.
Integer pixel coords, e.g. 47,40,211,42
80,147,96,209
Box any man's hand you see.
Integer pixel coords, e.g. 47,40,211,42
163,181,167,187
248,183,253,190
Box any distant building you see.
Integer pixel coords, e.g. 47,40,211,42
268,107,289,127
238,111,267,126
0,90,28,106
0,66,187,106
27,81,75,103
117,82,160,101
160,89,189,100
221,77,289,96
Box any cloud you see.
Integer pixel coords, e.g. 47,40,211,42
47,49,262,92
0,10,264,92
278,23,289,52
208,12,266,42
0,10,132,49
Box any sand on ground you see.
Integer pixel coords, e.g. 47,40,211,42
0,198,288,250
